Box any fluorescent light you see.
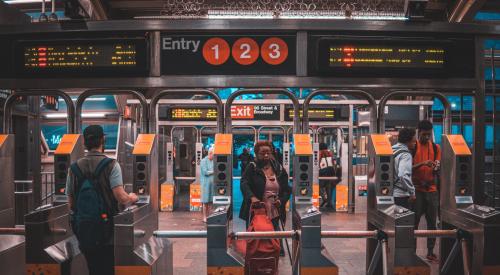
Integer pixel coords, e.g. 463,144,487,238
59,97,107,102
44,113,107,119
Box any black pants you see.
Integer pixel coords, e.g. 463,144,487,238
414,191,438,251
394,196,410,209
82,245,114,275
319,181,333,207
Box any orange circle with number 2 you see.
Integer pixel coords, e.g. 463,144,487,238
232,38,259,65
261,38,288,65
202,38,230,65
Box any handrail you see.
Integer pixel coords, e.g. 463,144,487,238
378,91,451,134
150,89,223,134
3,90,75,134
225,89,301,134
76,89,148,134
153,229,457,240
303,89,378,134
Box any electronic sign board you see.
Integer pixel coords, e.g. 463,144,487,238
15,38,148,76
311,37,475,78
161,35,296,75
160,105,280,121
284,107,349,121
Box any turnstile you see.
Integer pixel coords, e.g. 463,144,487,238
114,133,172,275
440,134,500,275
0,134,24,275
366,134,429,275
292,133,338,274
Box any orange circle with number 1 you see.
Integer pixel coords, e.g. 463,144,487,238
261,37,288,65
232,38,259,65
203,38,230,66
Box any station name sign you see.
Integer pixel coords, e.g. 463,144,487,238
161,105,280,121
161,34,296,75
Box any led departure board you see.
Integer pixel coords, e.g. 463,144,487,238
170,107,218,121
15,39,148,76
328,45,444,69
312,37,476,78
284,107,348,121
24,44,136,68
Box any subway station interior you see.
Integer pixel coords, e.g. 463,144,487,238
0,0,499,274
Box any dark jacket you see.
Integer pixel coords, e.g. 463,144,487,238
239,159,291,223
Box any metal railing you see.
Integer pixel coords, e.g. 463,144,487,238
41,171,54,206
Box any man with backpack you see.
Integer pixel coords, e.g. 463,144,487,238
392,128,417,209
412,120,441,262
66,125,138,275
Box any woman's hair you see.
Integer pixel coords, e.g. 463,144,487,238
319,142,328,151
254,141,274,155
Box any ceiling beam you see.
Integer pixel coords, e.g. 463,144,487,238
448,0,488,22
0,1,31,24
77,0,108,20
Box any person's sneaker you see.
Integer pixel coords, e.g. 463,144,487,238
426,253,438,263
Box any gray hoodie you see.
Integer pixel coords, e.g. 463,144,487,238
392,143,415,198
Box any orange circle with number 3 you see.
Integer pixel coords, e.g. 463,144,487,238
261,38,288,65
202,38,230,66
232,38,259,65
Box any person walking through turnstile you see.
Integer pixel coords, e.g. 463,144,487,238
392,128,417,209
66,125,139,275
239,141,291,257
319,143,340,210
412,120,441,262
200,147,215,223
237,148,253,172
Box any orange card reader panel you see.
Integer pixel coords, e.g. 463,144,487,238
293,134,313,155
133,134,156,155
0,135,8,148
214,134,233,155
370,134,393,156
446,134,472,156
54,134,81,155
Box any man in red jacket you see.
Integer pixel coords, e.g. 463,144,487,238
412,120,441,262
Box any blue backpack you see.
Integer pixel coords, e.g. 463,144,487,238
70,158,114,250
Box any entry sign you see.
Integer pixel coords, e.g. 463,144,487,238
161,34,296,75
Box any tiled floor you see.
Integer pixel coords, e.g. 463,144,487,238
159,210,440,274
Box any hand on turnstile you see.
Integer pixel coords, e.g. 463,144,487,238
409,195,416,203
129,192,139,203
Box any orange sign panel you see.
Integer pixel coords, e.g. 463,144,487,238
0,135,9,148
160,184,174,212
446,135,472,156
26,264,61,275
133,134,156,155
293,134,313,155
301,267,339,275
336,184,349,212
214,134,233,155
190,183,202,211
115,266,152,275
312,183,320,208
54,134,81,155
207,266,244,275
370,134,393,156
